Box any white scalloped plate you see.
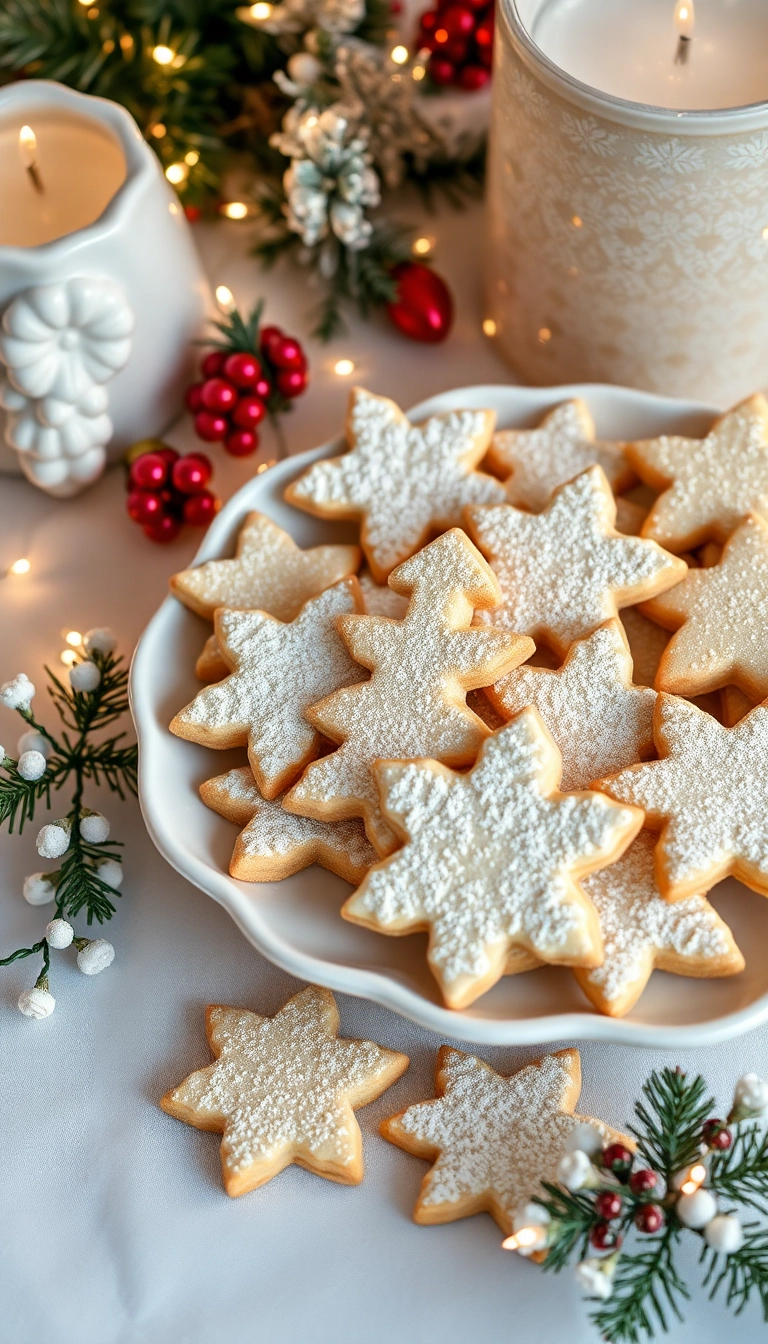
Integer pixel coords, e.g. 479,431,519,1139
131,382,768,1046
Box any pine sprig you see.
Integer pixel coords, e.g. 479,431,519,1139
538,1181,599,1271
55,837,123,924
709,1125,768,1215
631,1067,713,1178
591,1228,689,1344
0,760,53,832
701,1222,768,1317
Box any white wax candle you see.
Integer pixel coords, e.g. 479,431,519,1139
527,0,768,109
0,109,126,248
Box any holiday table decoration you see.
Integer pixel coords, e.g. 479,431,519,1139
0,80,209,495
125,440,221,544
0,629,136,1018
416,0,494,91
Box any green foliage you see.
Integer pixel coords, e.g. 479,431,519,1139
702,1222,768,1318
709,1124,768,1215
537,1182,598,1272
591,1228,689,1344
631,1067,713,1179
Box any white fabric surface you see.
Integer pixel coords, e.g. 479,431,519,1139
0,206,766,1344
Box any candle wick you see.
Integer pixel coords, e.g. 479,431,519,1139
25,161,44,195
674,34,692,65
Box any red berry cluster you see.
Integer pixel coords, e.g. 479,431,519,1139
586,1147,666,1250
185,325,308,459
417,0,494,91
126,444,219,544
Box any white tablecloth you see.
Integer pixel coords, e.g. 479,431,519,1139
1,206,766,1344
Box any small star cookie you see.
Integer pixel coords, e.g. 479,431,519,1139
161,986,408,1196
489,621,656,792
344,710,643,1009
170,580,364,799
487,399,633,513
643,514,768,701
466,466,686,658
285,387,506,582
576,831,744,1017
284,529,535,856
381,1048,631,1234
597,693,768,900
200,766,377,883
628,395,768,551
170,510,361,621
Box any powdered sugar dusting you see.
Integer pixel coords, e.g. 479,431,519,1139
492,622,656,790
490,399,631,512
467,467,684,657
287,388,506,578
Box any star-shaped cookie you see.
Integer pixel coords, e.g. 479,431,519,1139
344,709,642,1009
643,514,768,701
200,767,377,882
170,510,361,620
381,1048,630,1233
597,693,768,900
629,395,768,551
285,387,506,582
487,399,634,513
161,986,408,1196
488,621,656,792
170,580,364,798
466,466,686,658
576,831,744,1017
284,529,534,856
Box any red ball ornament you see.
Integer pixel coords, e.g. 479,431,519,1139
594,1191,623,1220
201,350,226,378
386,262,454,343
224,428,259,457
430,58,456,84
194,411,228,443
127,488,163,525
185,383,204,413
253,376,271,400
259,324,283,353
442,5,476,38
420,10,438,32
172,453,212,495
275,368,308,399
156,447,180,467
634,1204,665,1235
223,351,262,387
129,452,168,490
590,1221,621,1252
629,1169,659,1195
184,205,201,224
458,64,490,90
703,1119,733,1150
232,395,267,429
269,335,305,371
144,514,182,544
183,490,219,526
201,377,238,412
602,1143,634,1181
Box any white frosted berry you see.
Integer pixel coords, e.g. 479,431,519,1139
96,858,123,889
0,673,35,709
734,1073,768,1117
76,938,115,975
18,985,55,1018
17,730,52,760
286,52,322,85
557,1148,595,1191
704,1214,744,1253
677,1187,718,1228
69,660,101,693
575,1259,614,1300
80,811,109,843
45,918,74,949
23,873,56,906
17,749,46,780
36,820,70,858
84,627,117,656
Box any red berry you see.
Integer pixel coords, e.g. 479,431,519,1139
629,1169,659,1195
420,10,438,32
184,205,201,223
590,1221,621,1252
201,350,226,378
156,447,179,466
276,368,308,398
442,5,475,38
183,490,219,526
143,514,182,544
602,1144,634,1181
430,58,456,85
224,428,259,457
459,65,490,90
594,1191,623,1220
259,324,283,354
223,351,262,388
201,377,238,413
475,19,493,47
129,452,168,490
232,395,267,429
465,0,489,10
194,410,228,443
269,335,305,370
254,376,271,400
634,1204,665,1235
127,488,163,525
185,382,205,413
703,1119,732,1150
172,453,212,495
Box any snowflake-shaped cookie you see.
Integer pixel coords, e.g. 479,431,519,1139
170,580,363,798
381,1048,630,1233
597,694,768,900
644,514,768,701
285,387,506,581
466,466,686,658
284,529,535,856
344,709,642,1009
629,395,768,550
200,766,377,883
489,621,656,791
161,986,408,1196
487,399,633,512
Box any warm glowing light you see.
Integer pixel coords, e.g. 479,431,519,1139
18,126,37,170
256,460,276,474
391,45,409,64
333,359,355,377
8,558,30,576
482,318,497,337
76,0,91,5
435,27,448,42
165,162,188,185
674,0,695,38
538,326,552,343
152,44,175,65
571,215,583,228
501,1233,520,1250
119,33,134,50
689,1163,707,1184
168,202,179,215
412,64,426,80
151,123,166,139
222,201,249,219
102,38,115,53
185,150,200,166
250,2,273,16
65,630,83,647
514,1226,539,1247
60,649,78,667
215,285,235,311
762,226,768,240
412,236,434,256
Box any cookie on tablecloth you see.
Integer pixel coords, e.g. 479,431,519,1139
170,580,364,798
343,710,642,1009
487,399,634,512
285,388,506,582
465,466,686,658
284,529,534,856
597,693,768,900
200,767,377,882
628,395,768,551
381,1048,631,1235
161,986,408,1196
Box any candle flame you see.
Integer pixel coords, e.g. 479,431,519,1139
18,125,37,170
674,0,694,40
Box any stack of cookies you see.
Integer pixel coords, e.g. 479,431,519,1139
168,387,768,1019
